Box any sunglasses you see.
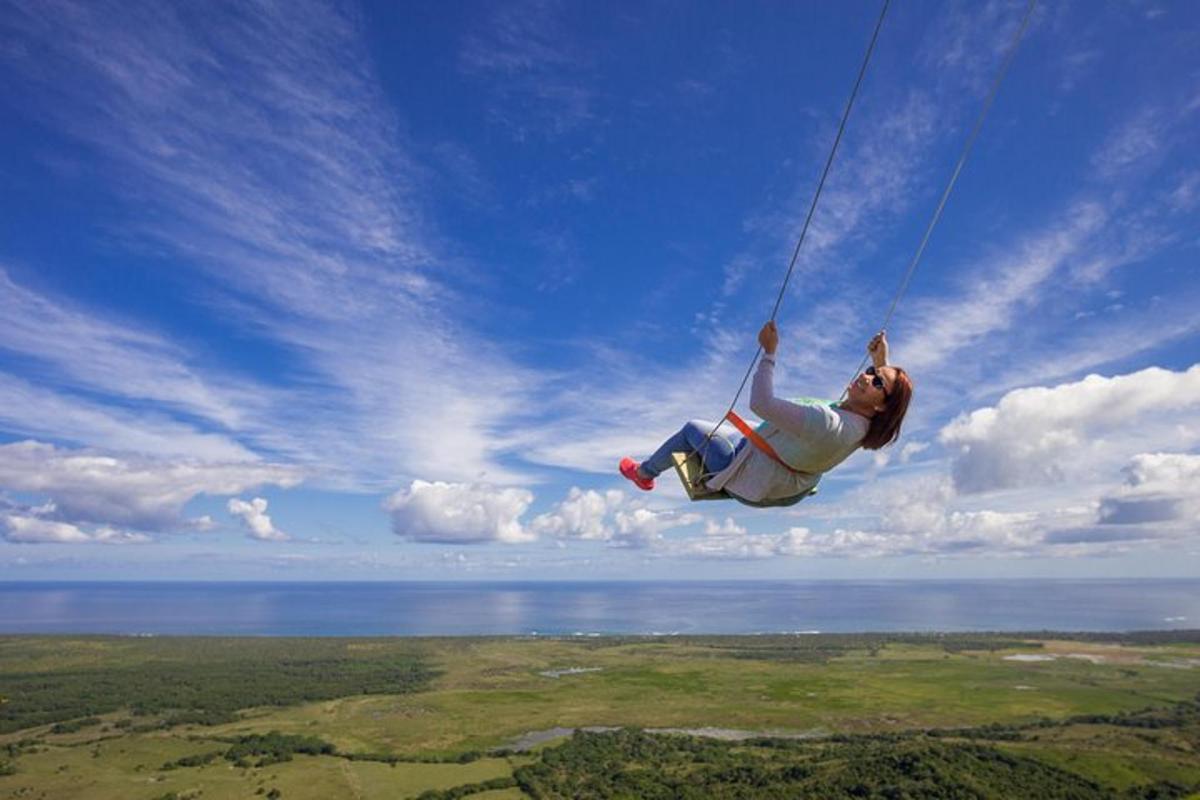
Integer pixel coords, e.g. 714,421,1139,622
865,365,890,398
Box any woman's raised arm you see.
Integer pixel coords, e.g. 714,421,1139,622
749,322,828,436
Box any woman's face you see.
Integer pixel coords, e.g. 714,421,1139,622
848,365,898,408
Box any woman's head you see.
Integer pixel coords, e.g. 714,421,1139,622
853,365,913,450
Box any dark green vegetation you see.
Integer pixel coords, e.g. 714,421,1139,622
663,630,1200,663
684,633,1043,660
513,698,1200,799
0,633,1197,798
416,777,520,799
0,636,436,733
221,731,336,768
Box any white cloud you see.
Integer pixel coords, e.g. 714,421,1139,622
663,523,945,560
0,512,150,545
1093,452,1200,530
2,514,91,544
1091,110,1164,178
530,488,624,540
0,268,254,430
1123,452,1200,489
800,365,1200,559
89,527,154,545
384,481,535,544
940,364,1200,493
901,202,1107,374
669,529,800,560
227,497,289,542
704,517,747,537
898,441,929,463
0,1,544,489
528,486,703,547
0,372,257,462
613,506,702,548
0,440,302,532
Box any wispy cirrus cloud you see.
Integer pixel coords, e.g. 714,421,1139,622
459,0,595,140
0,373,256,462
0,0,545,488
899,201,1108,375
0,267,261,432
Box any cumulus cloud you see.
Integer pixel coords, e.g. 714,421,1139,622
1093,452,1200,530
813,384,1200,558
763,472,1058,560
940,365,1200,493
529,487,702,547
384,481,535,544
0,440,303,535
529,488,624,540
227,497,289,542
612,507,703,548
382,482,708,549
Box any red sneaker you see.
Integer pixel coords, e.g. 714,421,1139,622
619,457,655,491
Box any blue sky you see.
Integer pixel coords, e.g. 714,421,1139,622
1,0,1197,581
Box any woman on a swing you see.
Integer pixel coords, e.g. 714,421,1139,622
619,322,913,507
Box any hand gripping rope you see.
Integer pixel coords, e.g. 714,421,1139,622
679,0,1037,500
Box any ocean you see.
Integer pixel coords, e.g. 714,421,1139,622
0,580,1196,636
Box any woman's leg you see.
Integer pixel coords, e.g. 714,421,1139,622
639,420,737,478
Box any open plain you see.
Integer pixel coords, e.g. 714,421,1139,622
1,632,1198,798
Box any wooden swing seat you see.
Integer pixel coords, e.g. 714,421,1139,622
671,452,729,501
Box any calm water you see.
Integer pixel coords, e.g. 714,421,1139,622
0,580,1196,636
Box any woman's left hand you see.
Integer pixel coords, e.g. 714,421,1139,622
758,321,779,355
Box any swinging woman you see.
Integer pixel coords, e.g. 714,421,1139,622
619,322,913,507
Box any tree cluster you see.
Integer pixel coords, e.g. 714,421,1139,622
511,725,1199,799
0,637,437,733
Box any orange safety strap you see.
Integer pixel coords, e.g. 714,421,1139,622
723,410,806,475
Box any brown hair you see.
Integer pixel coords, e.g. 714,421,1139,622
860,366,913,451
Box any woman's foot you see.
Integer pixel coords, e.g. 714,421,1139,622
619,457,655,491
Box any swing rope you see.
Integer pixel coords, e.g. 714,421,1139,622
686,0,891,484
685,0,1036,493
839,0,1037,399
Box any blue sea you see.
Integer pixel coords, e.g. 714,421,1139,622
0,580,1196,636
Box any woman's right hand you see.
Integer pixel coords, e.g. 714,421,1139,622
867,330,888,365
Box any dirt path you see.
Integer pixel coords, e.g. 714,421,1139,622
339,756,364,800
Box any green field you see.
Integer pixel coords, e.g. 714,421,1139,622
1,633,1198,798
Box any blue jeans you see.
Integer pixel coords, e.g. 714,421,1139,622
640,419,746,479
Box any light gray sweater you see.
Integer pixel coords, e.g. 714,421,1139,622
706,355,869,504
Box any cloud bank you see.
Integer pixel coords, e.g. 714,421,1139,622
0,440,302,542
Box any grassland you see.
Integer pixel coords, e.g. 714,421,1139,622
0,633,1198,798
